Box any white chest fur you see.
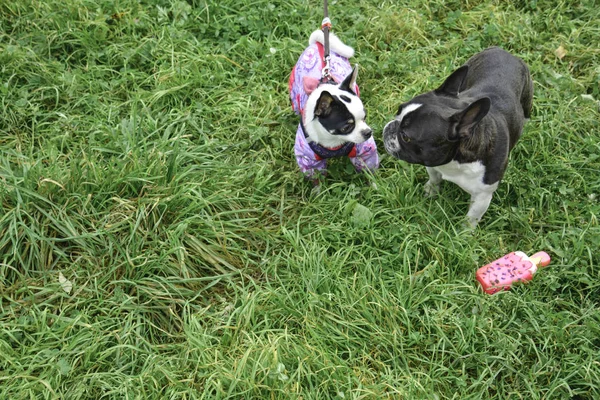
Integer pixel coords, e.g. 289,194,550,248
432,161,498,195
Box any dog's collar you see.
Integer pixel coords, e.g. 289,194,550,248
309,141,356,160
319,76,336,85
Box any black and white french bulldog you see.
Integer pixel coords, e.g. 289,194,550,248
289,30,379,180
383,47,533,227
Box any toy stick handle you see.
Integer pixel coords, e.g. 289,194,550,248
529,251,551,267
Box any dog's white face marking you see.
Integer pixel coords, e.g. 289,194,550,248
383,103,422,153
339,88,370,143
397,103,422,125
303,84,371,148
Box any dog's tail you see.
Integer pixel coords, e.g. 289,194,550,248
309,29,354,59
521,67,534,119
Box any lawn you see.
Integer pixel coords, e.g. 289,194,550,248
1,0,599,398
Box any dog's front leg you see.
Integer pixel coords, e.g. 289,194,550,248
466,190,495,228
424,167,443,197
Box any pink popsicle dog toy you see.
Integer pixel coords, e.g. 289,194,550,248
476,251,551,294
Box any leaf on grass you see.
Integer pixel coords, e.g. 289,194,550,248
268,363,288,381
59,272,73,294
351,203,373,227
580,94,595,102
57,358,71,376
39,178,65,190
554,45,566,60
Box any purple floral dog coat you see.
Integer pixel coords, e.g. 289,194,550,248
289,41,379,178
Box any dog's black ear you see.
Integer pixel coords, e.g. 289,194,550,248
449,97,491,140
315,91,335,117
339,65,358,94
435,65,469,97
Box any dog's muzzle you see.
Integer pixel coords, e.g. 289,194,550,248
383,120,402,154
361,128,373,140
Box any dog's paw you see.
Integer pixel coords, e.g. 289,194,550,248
424,180,441,197
311,183,322,196
464,216,479,230
367,181,378,190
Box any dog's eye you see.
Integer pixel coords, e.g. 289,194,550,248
401,133,411,143
340,120,354,134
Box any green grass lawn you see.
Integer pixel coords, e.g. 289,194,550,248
1,0,599,398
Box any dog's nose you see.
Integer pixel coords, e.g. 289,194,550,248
361,129,372,139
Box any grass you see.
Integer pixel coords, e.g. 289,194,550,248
1,0,599,398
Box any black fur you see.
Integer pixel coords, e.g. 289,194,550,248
384,47,533,185
382,47,533,226
315,92,357,136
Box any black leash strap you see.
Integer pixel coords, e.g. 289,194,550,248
321,0,332,80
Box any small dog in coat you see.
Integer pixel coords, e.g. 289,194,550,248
289,29,379,181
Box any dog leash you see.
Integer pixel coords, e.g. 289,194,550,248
321,0,332,82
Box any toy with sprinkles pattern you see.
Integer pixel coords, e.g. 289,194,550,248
476,251,551,294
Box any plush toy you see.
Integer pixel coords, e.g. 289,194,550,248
476,251,551,294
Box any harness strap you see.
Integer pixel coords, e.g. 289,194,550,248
316,42,335,84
